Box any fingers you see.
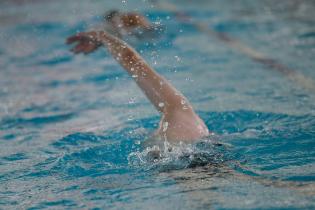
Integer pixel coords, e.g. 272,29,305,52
71,43,86,54
66,32,87,44
66,31,100,54
83,44,97,54
66,35,80,44
70,42,98,54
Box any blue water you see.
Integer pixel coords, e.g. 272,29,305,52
1,0,315,209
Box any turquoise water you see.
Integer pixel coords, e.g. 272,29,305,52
1,0,315,209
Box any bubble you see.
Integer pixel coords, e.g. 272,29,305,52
185,77,194,82
128,97,136,104
162,122,168,132
158,102,165,108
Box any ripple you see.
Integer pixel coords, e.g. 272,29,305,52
0,113,75,130
28,199,77,210
1,153,28,161
202,110,315,180
298,31,315,39
37,55,72,66
52,132,107,149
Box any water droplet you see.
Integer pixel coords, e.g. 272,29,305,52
162,122,169,132
128,97,136,104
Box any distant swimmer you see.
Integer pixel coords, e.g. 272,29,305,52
103,10,161,38
66,31,209,143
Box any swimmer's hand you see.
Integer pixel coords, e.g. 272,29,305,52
66,32,101,54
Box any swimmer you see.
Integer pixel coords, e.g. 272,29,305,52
104,10,158,38
66,31,209,143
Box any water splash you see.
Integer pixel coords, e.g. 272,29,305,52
128,137,230,171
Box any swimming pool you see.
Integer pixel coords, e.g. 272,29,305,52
1,0,315,209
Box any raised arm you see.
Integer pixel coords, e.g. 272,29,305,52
67,31,191,114
66,31,209,142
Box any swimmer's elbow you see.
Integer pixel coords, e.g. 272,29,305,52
161,108,209,142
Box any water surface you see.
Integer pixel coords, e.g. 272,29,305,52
0,0,315,209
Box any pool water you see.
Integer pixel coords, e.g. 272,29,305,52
1,0,315,209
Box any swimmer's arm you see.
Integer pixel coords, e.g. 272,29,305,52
127,13,152,28
66,31,193,114
119,13,152,29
